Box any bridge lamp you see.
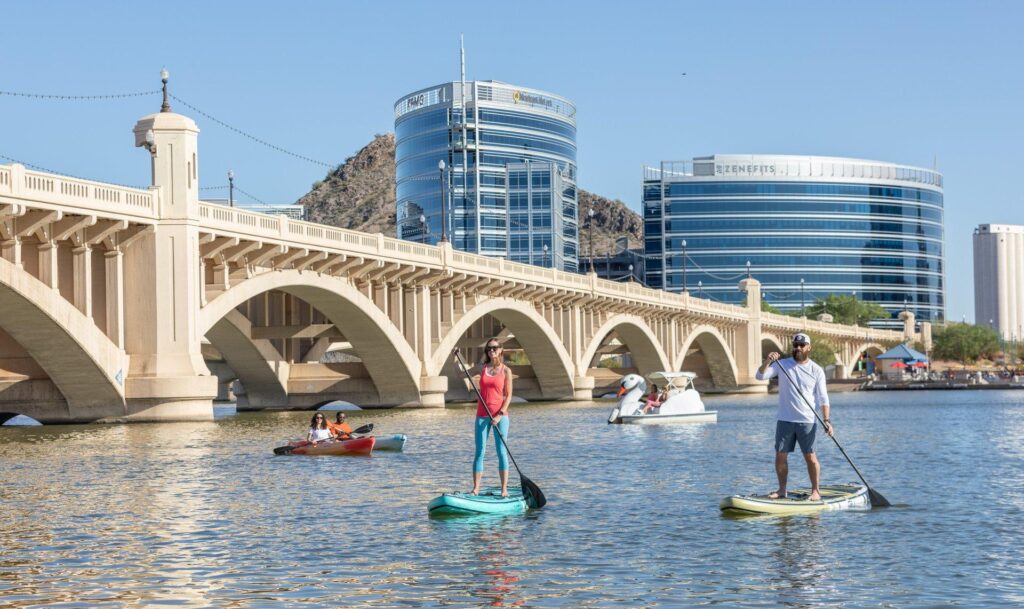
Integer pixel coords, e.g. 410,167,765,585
628,263,634,282
588,207,596,273
228,169,235,207
698,280,703,298
542,243,549,268
419,213,428,244
160,67,171,113
800,278,805,316
681,239,687,293
438,160,448,243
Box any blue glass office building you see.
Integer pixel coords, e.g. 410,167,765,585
643,155,945,326
395,81,578,271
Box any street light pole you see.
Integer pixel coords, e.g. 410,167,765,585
228,169,234,207
800,278,805,316
588,207,595,274
438,160,448,243
682,239,687,293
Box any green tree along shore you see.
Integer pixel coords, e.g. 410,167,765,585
931,323,1001,365
805,294,891,327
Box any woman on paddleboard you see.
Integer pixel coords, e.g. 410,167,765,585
470,338,514,498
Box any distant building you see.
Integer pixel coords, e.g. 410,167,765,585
205,199,305,220
394,80,579,271
973,224,1024,340
643,154,946,328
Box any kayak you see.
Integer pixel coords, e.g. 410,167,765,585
720,484,869,515
372,434,407,452
428,487,527,516
276,436,375,456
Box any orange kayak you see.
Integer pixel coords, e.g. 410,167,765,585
277,436,375,456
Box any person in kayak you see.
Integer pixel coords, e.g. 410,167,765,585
328,412,353,440
470,338,514,497
307,413,335,444
755,332,833,501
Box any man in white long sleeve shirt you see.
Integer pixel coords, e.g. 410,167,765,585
755,332,833,501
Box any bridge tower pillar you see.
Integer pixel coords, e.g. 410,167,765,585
122,109,217,420
737,277,768,391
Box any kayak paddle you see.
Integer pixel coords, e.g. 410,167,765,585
773,361,891,507
453,348,547,509
273,423,374,455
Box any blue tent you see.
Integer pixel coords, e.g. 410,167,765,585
876,343,928,363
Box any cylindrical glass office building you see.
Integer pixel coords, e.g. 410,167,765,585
394,81,579,271
643,155,945,326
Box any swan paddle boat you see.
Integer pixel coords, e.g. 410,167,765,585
720,484,870,515
608,372,717,424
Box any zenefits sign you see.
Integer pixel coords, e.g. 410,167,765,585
715,163,777,176
512,90,554,109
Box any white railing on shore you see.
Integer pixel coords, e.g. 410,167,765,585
0,164,158,221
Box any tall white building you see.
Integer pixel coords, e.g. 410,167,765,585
974,224,1024,340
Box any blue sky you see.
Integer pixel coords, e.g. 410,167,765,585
1,1,1021,321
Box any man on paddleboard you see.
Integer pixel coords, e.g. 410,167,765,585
756,332,834,501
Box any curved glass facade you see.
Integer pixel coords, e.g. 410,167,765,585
643,155,945,327
394,81,578,271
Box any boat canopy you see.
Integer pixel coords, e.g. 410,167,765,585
648,371,697,387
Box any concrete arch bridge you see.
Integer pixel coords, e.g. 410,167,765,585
0,109,923,422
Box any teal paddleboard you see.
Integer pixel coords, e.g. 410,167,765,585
428,487,527,515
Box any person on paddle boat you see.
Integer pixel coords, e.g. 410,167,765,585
756,332,834,502
327,412,353,440
306,413,336,445
470,338,514,498
641,384,661,414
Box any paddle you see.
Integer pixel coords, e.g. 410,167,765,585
273,423,374,455
452,348,547,509
607,407,620,424
773,360,891,508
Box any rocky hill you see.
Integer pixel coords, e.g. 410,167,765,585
297,134,642,254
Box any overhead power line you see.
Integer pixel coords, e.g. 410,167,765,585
0,89,160,100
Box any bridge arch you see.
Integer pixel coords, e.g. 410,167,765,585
579,314,671,378
205,309,289,408
844,342,887,378
761,333,786,359
430,298,574,399
0,258,126,421
200,270,421,405
675,324,739,389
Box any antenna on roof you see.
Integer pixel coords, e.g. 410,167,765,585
460,34,466,84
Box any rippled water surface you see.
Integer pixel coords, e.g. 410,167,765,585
2,390,1023,607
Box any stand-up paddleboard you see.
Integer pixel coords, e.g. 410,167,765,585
720,484,869,515
428,487,528,516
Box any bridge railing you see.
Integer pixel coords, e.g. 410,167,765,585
761,311,903,342
0,164,159,222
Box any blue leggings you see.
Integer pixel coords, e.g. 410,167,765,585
473,415,509,473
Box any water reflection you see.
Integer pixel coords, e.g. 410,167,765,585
1,392,1022,607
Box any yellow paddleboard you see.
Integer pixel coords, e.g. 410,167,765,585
720,484,869,515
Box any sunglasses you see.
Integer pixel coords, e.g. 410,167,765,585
486,345,500,351
792,343,809,347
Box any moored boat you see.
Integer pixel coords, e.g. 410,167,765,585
428,487,527,516
720,484,869,515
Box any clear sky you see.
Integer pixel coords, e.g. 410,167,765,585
2,0,1021,321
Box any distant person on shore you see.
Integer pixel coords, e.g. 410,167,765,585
328,411,353,440
756,333,833,501
306,413,335,444
470,338,514,498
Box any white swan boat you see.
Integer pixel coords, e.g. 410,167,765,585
608,372,717,424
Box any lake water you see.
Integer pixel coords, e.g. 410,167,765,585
1,389,1022,607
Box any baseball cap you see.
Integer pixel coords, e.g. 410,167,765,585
792,333,811,345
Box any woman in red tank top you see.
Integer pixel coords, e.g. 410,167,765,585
471,338,514,497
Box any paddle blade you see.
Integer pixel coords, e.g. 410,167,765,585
868,487,891,508
607,407,620,425
521,475,546,509
352,423,374,435
273,445,295,455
